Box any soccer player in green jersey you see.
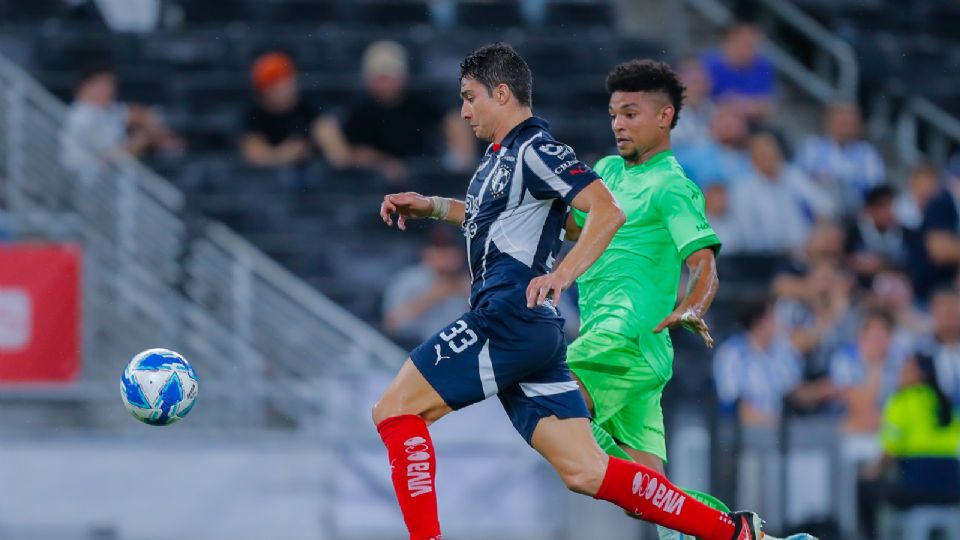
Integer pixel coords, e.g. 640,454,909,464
565,60,815,540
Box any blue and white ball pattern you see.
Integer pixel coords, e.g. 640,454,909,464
121,348,199,425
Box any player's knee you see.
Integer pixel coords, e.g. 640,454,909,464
556,460,606,496
371,391,427,426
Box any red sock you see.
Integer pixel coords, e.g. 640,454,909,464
377,415,442,540
595,457,735,540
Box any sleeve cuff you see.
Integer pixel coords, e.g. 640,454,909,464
678,234,722,261
562,176,598,206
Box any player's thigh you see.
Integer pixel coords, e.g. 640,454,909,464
606,366,669,462
530,415,609,496
567,330,644,423
385,312,496,418
372,357,452,425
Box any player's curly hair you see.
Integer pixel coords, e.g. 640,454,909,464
460,42,533,107
606,59,685,129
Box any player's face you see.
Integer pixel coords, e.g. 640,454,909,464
608,91,673,162
460,77,499,142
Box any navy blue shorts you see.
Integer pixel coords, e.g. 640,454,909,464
410,293,590,443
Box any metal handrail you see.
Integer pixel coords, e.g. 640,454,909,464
0,50,402,430
897,96,960,165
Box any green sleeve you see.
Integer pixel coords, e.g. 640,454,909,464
657,179,721,260
572,156,615,228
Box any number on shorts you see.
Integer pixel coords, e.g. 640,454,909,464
439,319,478,354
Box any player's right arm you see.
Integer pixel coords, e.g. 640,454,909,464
380,192,465,230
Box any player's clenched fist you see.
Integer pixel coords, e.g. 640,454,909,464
380,192,433,231
526,270,574,309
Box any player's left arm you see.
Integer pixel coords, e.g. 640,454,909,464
653,248,718,347
652,180,722,347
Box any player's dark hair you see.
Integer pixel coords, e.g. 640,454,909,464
605,59,685,129
460,42,533,107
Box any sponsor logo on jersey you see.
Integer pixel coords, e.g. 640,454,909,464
404,437,434,497
539,143,574,160
632,472,686,516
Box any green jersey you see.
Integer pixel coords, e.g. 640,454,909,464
572,151,720,379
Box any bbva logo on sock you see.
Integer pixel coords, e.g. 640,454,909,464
632,472,687,516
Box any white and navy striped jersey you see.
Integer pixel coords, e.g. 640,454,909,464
462,116,599,307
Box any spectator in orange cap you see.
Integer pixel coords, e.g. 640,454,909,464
241,52,350,168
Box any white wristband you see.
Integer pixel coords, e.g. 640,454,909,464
429,196,450,220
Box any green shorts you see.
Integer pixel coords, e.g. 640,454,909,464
567,329,672,462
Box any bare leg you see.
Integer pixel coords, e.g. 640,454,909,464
372,358,452,425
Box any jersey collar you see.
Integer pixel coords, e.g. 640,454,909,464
625,149,674,170
493,116,549,152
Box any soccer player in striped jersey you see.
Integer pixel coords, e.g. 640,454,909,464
373,43,767,540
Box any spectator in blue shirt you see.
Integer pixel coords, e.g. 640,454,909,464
701,22,776,122
714,297,836,426
796,102,886,214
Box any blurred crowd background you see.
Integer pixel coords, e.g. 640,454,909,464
2,0,960,539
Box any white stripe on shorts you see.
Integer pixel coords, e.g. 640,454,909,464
519,380,579,398
478,341,498,398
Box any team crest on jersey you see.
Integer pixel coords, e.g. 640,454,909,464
490,165,511,198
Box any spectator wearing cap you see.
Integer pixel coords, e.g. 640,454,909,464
701,22,776,122
796,102,885,213
846,185,907,285
829,309,908,434
341,40,476,183
713,297,836,426
241,52,350,168
915,156,960,300
382,226,470,348
730,132,836,254
61,67,183,177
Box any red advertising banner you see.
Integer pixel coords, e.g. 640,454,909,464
0,244,81,382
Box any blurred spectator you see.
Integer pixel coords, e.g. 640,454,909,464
674,103,751,187
341,41,476,183
796,102,885,214
672,58,714,147
894,163,941,230
868,268,930,342
773,220,846,294
241,52,350,168
916,158,960,300
730,132,835,254
714,297,835,426
382,226,470,347
60,67,183,177
846,185,907,284
701,22,775,122
858,353,960,538
704,182,741,254
918,288,960,409
830,309,908,434
775,257,858,377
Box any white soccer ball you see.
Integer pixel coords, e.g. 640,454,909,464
120,348,199,425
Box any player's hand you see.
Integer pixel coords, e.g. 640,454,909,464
653,309,715,348
526,270,574,309
380,192,433,231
